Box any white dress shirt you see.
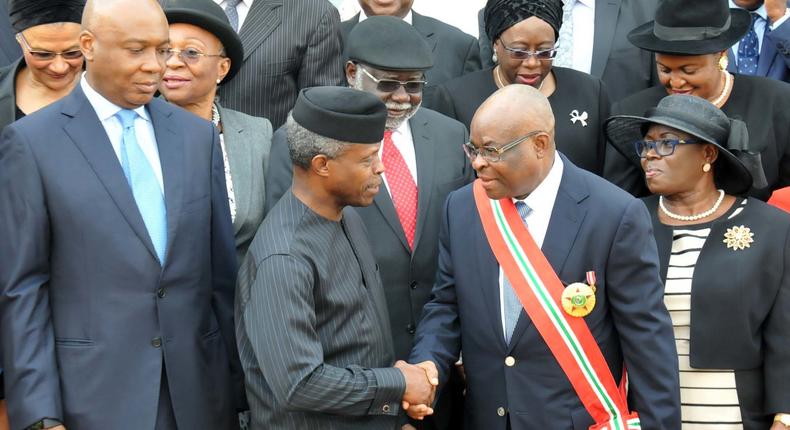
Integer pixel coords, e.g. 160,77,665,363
379,120,418,192
728,1,790,64
214,0,254,31
359,8,413,25
567,0,595,74
498,155,564,340
80,75,164,193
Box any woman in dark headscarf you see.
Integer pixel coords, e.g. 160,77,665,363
431,0,610,175
0,0,85,130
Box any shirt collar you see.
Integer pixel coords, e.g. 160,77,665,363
80,73,149,123
359,9,413,25
213,0,253,7
728,0,767,20
513,155,564,215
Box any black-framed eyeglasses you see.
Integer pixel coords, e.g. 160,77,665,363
498,37,557,61
166,48,225,64
359,66,427,94
16,32,83,61
634,139,699,158
463,130,545,162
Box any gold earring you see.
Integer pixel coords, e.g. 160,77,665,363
703,163,712,172
718,54,729,71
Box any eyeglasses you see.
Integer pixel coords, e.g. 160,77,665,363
16,32,83,61
359,67,427,94
498,37,557,61
634,139,699,158
463,130,545,162
166,48,225,64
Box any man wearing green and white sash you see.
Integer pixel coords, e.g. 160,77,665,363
408,85,681,430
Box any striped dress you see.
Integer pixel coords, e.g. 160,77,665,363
663,200,747,429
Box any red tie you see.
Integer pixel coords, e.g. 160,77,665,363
382,130,418,249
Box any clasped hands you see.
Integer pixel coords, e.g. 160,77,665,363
394,360,439,420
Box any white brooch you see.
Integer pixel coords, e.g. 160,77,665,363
570,110,588,127
723,225,754,250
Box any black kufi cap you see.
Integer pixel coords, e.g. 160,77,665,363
9,0,86,32
484,0,563,42
293,87,387,144
346,15,433,71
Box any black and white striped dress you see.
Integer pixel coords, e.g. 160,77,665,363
664,200,747,429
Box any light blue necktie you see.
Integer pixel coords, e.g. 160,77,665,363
116,109,167,264
737,13,761,75
224,0,241,33
503,201,532,344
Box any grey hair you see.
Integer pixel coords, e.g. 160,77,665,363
286,112,347,169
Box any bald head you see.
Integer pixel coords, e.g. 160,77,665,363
472,84,555,141
82,0,167,32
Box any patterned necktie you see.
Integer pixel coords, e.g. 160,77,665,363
116,109,168,264
737,12,761,75
503,201,532,344
553,0,575,68
381,130,418,250
224,0,242,33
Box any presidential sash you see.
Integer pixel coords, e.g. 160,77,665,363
473,180,640,430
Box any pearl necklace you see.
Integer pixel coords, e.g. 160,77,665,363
659,189,725,221
494,65,544,91
211,103,220,127
709,71,732,107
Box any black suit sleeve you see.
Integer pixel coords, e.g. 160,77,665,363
297,5,345,89
764,223,790,413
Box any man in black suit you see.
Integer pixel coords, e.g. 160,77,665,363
211,0,345,128
266,16,473,430
341,0,481,109
478,0,658,102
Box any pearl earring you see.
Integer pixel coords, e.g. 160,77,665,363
703,163,711,172
216,79,221,84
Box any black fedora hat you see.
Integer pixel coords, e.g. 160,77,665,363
162,0,244,83
628,0,750,55
604,95,767,195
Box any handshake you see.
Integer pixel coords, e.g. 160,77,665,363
394,360,440,420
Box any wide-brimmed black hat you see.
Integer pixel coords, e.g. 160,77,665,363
346,16,433,71
627,0,750,55
604,95,767,195
9,0,86,32
162,0,243,83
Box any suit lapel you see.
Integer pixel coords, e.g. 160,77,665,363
0,59,23,127
757,28,779,76
507,156,590,352
62,87,160,263
373,181,410,251
591,0,622,78
473,210,509,350
239,0,283,61
217,106,252,234
412,12,438,53
148,100,183,264
411,112,434,252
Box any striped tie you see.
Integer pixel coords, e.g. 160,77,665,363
503,201,531,344
553,0,575,68
224,0,242,33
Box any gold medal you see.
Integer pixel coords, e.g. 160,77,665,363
561,271,598,317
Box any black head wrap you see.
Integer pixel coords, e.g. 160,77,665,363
484,0,563,43
9,0,86,32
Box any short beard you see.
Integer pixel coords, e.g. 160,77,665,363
352,73,421,130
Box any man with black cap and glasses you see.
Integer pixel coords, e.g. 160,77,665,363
237,86,439,429
265,17,472,429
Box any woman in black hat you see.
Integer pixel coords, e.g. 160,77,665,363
605,0,790,202
0,0,85,130
605,94,790,430
430,0,610,176
159,0,272,266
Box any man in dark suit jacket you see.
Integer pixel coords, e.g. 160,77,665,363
341,0,481,109
266,16,473,430
0,0,21,68
408,85,681,429
213,0,345,128
478,0,658,102
727,0,790,83
0,1,244,429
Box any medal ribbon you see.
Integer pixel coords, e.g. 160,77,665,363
473,180,639,430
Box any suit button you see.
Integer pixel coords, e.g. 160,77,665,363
497,407,506,417
156,288,166,298
151,337,162,348
410,281,417,290
505,356,515,367
407,323,416,334
382,404,391,413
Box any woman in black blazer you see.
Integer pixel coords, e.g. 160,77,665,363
606,95,790,430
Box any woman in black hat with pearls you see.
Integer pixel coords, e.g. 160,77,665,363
159,0,272,266
430,0,611,176
605,0,790,202
0,0,85,130
606,95,790,430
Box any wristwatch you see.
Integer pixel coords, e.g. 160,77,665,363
27,418,63,430
775,413,790,428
